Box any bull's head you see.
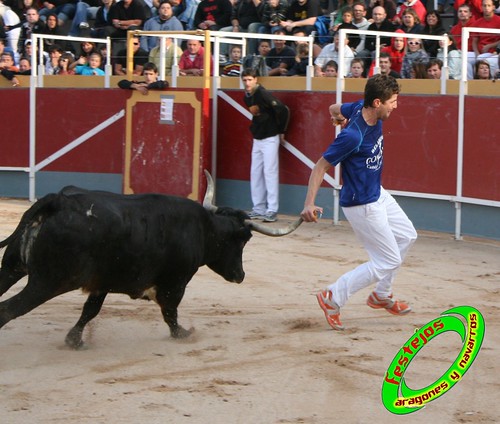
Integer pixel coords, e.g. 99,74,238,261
202,170,303,237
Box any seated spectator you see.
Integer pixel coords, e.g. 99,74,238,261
242,39,271,76
401,37,429,78
148,36,183,76
368,51,401,78
437,35,461,80
331,6,356,34
287,42,309,76
107,0,147,43
219,0,263,57
380,29,406,75
266,28,296,76
422,11,445,58
16,7,45,54
454,0,482,20
45,43,63,74
68,0,100,37
426,58,442,79
40,12,66,51
398,8,423,35
179,39,212,76
410,60,427,78
114,36,149,75
321,59,337,77
347,57,364,77
193,0,232,30
283,0,320,35
0,37,17,64
366,0,397,22
91,0,115,39
1,55,30,85
38,0,76,27
314,33,354,77
291,28,321,59
118,61,169,93
141,0,183,52
0,0,21,52
474,59,492,79
221,44,243,77
393,0,426,26
73,40,98,65
54,52,75,74
73,51,105,75
471,0,500,80
259,0,288,36
351,2,370,56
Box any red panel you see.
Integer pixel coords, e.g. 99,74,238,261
462,97,500,201
35,89,126,173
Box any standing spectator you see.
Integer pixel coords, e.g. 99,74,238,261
267,28,296,76
379,29,406,74
38,0,76,27
74,50,105,74
148,36,183,76
437,35,462,80
107,0,147,43
0,0,21,52
426,58,442,79
17,6,45,54
321,59,337,77
471,0,500,79
474,59,493,79
450,4,476,52
68,0,100,37
315,32,354,76
348,57,364,77
221,44,243,76
241,67,290,222
219,0,263,56
140,1,183,52
45,43,63,74
118,61,169,92
368,51,401,77
54,51,75,74
193,0,232,30
422,11,445,59
401,37,428,78
283,0,320,35
393,0,426,26
114,35,149,75
179,38,212,75
301,74,416,331
398,8,423,35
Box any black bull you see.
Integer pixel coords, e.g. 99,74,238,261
0,171,302,348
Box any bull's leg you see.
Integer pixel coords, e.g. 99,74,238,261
0,277,70,330
65,293,107,350
155,285,192,339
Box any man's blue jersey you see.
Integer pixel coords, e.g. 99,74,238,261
323,100,383,207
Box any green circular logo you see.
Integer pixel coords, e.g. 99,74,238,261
382,306,485,415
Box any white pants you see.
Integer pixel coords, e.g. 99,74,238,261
329,188,417,307
250,135,280,214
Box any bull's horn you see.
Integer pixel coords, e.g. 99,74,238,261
247,217,304,237
203,170,218,212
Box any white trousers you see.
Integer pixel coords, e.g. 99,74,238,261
329,188,417,307
250,135,280,214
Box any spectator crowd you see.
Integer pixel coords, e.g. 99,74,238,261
1,0,499,83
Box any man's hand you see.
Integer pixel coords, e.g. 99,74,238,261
301,205,323,223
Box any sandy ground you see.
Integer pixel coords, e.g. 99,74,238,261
0,198,499,424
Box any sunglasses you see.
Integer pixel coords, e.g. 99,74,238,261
408,41,421,46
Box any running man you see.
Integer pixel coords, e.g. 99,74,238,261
301,74,417,330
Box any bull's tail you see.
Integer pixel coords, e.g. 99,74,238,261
0,193,59,249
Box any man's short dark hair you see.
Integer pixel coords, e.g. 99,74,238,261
241,68,258,78
427,58,443,70
143,62,158,73
364,74,400,107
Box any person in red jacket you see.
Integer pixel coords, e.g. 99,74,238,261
179,39,213,76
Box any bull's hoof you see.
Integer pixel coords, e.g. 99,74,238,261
65,330,85,350
171,326,192,339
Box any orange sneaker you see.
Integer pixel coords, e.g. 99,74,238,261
367,292,412,315
316,290,344,331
